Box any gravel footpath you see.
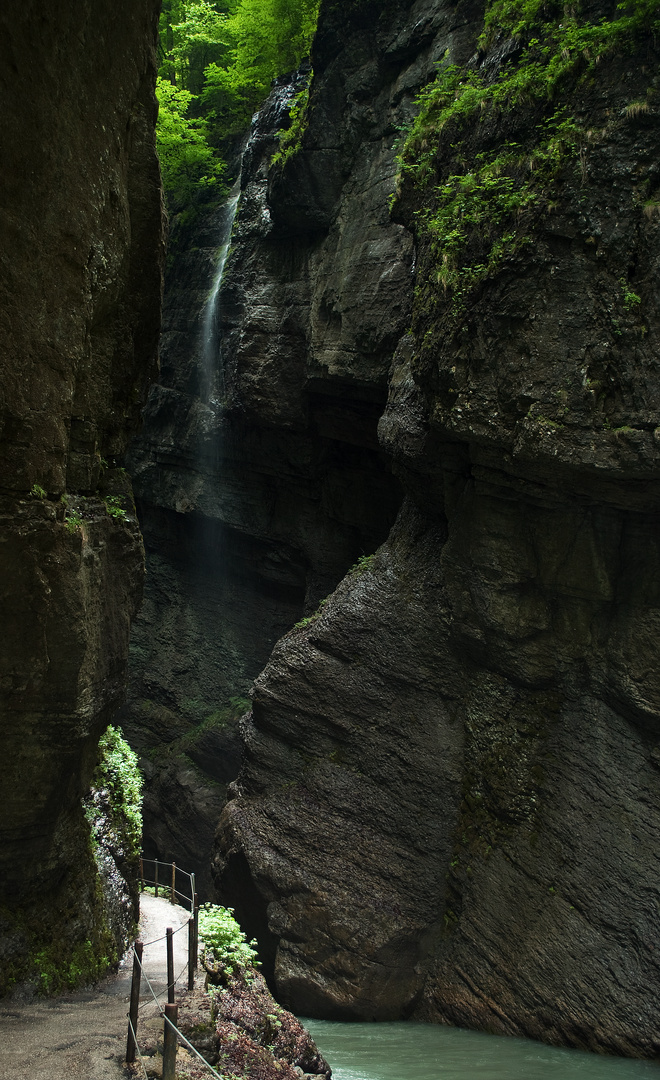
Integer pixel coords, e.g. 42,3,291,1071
0,893,191,1080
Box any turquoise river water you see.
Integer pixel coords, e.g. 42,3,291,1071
302,1020,660,1080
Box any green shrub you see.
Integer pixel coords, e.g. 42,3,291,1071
103,495,129,522
86,725,143,861
198,903,259,969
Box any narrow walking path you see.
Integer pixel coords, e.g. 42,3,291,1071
0,894,191,1080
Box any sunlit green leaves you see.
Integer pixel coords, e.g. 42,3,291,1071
156,77,227,210
86,725,144,860
198,903,260,969
162,0,232,94
156,0,320,212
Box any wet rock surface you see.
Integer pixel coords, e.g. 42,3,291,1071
212,0,660,1058
0,0,163,987
124,2,418,881
176,961,330,1080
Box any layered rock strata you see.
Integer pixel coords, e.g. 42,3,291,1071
0,0,163,991
125,32,407,885
213,0,660,1057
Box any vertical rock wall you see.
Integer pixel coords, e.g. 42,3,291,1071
212,0,660,1057
124,15,411,887
0,0,163,991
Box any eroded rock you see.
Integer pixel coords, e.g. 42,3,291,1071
213,0,660,1058
0,0,163,991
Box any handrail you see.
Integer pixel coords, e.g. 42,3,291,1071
139,856,196,914
127,944,225,1080
126,857,222,1079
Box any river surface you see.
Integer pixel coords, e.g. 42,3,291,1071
302,1020,660,1080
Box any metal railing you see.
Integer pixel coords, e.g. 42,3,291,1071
139,857,195,914
125,859,224,1080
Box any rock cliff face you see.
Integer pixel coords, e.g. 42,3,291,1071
0,0,163,991
210,0,660,1058
125,40,405,888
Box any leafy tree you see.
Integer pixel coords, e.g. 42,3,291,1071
160,0,232,95
155,0,320,212
156,77,227,211
208,0,319,107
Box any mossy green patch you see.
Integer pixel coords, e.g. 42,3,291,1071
146,696,250,767
85,725,143,863
272,75,312,168
0,845,118,997
394,0,660,321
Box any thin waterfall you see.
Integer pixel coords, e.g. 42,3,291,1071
199,171,242,410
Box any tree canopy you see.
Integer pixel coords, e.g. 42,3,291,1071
156,0,319,212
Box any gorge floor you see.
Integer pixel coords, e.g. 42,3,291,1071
0,893,190,1080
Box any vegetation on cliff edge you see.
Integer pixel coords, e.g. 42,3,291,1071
85,724,144,863
156,0,320,215
394,0,660,318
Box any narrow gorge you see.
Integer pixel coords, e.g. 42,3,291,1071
2,0,660,1067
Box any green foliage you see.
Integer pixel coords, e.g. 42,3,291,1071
179,696,250,747
156,0,320,212
349,553,375,574
204,0,319,115
103,494,129,522
64,511,83,533
160,0,232,94
272,78,311,166
156,76,227,212
32,938,114,995
181,694,250,725
620,278,641,309
60,493,83,533
0,854,118,997
396,0,660,316
30,482,46,499
144,695,250,776
293,555,375,630
87,725,143,861
293,595,327,630
198,903,260,969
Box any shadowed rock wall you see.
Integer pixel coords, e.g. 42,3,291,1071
0,0,163,990
212,0,660,1057
125,27,408,888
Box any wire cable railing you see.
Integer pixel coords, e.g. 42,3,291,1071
124,858,224,1080
139,856,196,913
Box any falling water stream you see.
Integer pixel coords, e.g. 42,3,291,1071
199,172,242,410
302,1020,660,1080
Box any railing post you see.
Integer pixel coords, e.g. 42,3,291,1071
190,871,195,914
171,861,176,903
154,858,159,898
166,926,174,1004
125,941,143,1064
162,1003,178,1080
193,893,199,970
188,917,195,990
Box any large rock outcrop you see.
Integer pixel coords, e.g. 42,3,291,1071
124,34,406,886
0,0,163,992
213,0,660,1058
